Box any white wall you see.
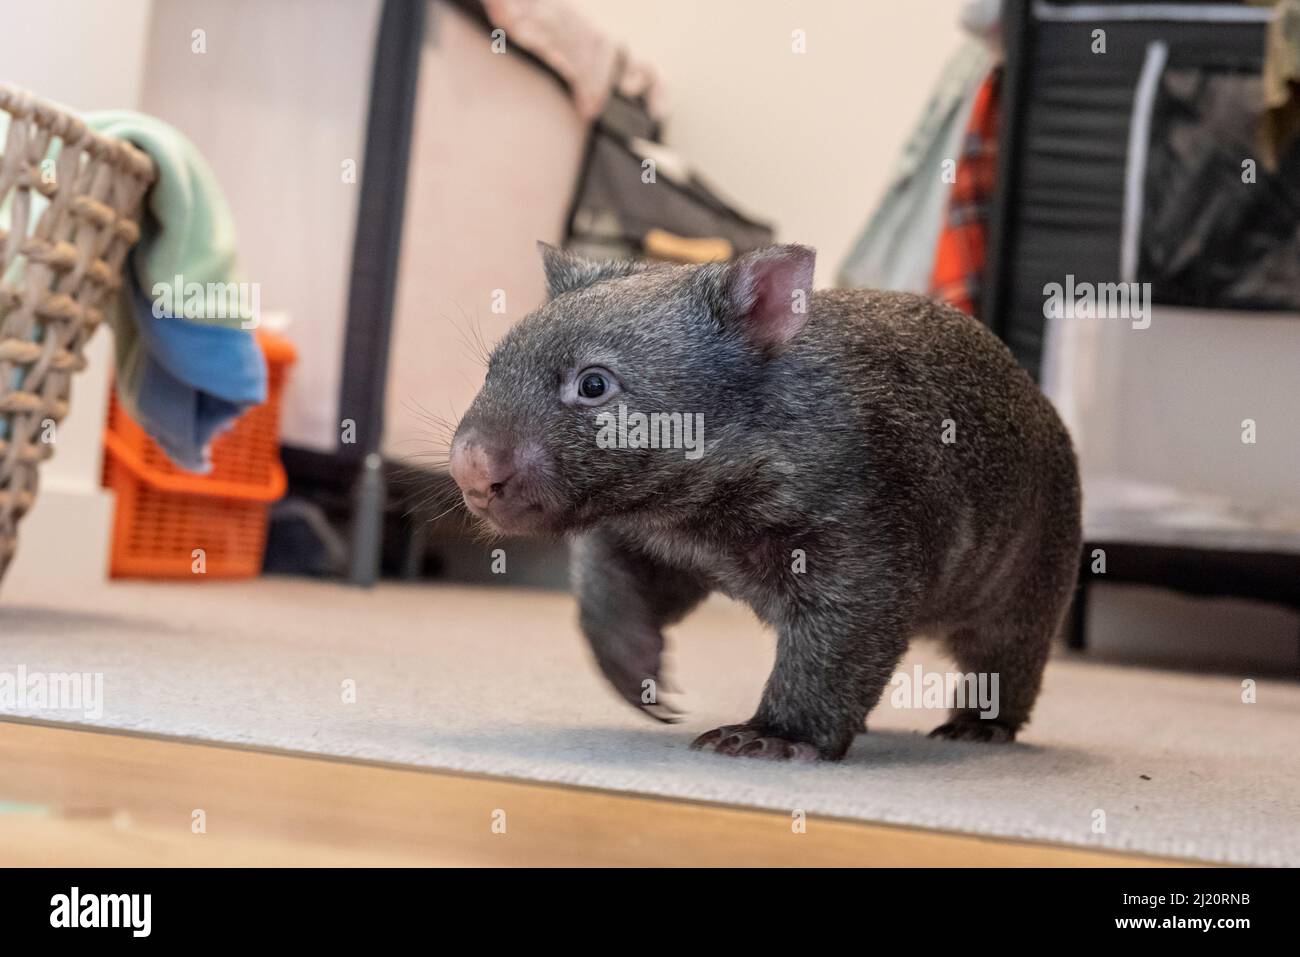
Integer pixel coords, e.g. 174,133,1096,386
0,0,154,110
569,0,968,284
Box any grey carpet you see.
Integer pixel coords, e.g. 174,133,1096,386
2,577,1297,865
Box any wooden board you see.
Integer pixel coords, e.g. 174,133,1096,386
0,720,1189,867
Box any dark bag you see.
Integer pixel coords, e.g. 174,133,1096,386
565,85,773,262
1140,66,1300,312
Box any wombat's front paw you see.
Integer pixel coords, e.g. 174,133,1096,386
928,717,1016,743
588,635,681,723
689,725,822,761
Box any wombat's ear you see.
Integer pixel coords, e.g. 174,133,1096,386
711,244,816,354
537,241,647,299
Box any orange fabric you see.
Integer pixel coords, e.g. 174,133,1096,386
929,69,1002,319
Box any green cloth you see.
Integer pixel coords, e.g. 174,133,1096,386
85,112,253,389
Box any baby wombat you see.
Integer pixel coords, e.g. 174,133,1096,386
450,243,1081,761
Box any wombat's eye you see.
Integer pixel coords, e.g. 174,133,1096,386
566,366,620,406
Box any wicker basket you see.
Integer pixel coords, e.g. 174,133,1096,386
0,84,155,586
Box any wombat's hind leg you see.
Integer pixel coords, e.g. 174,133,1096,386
931,512,1079,743
928,615,1054,743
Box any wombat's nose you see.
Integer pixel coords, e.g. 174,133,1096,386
450,432,517,502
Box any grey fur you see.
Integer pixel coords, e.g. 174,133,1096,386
452,244,1082,761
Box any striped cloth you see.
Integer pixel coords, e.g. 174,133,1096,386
929,69,1002,319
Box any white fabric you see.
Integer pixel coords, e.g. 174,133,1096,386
482,0,664,120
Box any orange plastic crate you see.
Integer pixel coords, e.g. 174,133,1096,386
102,332,296,579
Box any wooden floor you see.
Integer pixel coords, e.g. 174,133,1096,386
0,720,1186,867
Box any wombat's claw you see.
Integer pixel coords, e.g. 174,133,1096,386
642,701,683,724
690,726,821,761
928,719,1015,743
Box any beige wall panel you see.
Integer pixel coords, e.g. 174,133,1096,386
382,2,586,463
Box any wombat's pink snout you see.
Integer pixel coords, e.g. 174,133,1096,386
449,429,550,532
449,432,517,504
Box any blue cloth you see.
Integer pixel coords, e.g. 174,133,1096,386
126,277,266,471
86,111,266,474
